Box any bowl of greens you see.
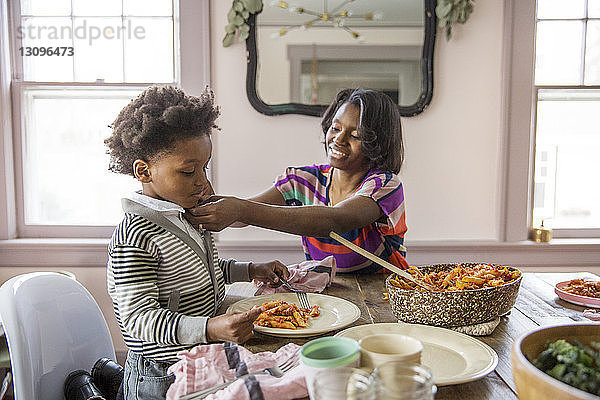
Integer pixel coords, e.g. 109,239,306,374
512,323,600,400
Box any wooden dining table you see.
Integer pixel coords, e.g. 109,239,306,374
218,271,599,400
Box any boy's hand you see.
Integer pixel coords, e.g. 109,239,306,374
249,261,289,286
206,306,264,343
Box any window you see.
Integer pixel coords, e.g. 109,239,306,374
531,0,600,236
8,0,179,237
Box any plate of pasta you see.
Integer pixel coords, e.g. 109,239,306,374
227,293,361,337
555,279,600,308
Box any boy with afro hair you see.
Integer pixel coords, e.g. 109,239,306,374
105,86,289,399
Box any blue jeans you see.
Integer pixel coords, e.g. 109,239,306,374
123,351,175,400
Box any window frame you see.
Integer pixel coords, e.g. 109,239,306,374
531,3,600,236
503,0,600,241
1,0,211,239
11,82,152,238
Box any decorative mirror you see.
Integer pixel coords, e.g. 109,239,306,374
245,0,436,117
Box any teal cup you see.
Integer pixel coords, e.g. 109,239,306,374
301,337,361,399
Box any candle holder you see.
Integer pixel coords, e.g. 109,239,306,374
530,221,552,243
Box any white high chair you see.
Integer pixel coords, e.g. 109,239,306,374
0,272,115,400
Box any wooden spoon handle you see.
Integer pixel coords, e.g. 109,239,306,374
329,231,433,292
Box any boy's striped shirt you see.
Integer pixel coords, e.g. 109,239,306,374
108,206,240,362
275,164,408,273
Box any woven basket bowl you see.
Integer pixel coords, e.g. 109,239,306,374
386,263,522,327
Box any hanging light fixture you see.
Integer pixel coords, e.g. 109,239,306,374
269,0,383,41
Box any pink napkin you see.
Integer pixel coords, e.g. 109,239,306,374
583,309,600,321
254,256,336,295
166,342,306,400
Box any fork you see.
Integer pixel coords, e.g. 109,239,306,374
179,350,300,399
279,277,311,309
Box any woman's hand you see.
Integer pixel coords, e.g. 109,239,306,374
206,306,264,343
185,196,242,231
249,260,290,286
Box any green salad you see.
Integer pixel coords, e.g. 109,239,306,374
533,339,600,396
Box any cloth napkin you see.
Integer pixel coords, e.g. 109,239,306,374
254,256,336,295
166,342,306,400
583,309,600,321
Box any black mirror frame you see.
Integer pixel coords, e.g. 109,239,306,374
245,0,437,117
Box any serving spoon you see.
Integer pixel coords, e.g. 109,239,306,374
329,231,435,292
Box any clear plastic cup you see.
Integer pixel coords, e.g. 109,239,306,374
312,367,374,400
371,362,437,400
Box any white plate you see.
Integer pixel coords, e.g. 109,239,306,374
335,322,498,386
227,293,361,338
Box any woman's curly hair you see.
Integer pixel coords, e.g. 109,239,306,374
321,88,404,174
104,85,220,176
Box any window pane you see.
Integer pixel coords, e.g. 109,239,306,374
73,18,124,82
18,9,175,84
22,88,142,226
21,0,70,16
590,0,600,18
123,0,173,16
535,21,584,85
124,18,174,82
72,0,122,16
536,0,586,20
20,17,74,82
585,21,600,85
532,89,600,229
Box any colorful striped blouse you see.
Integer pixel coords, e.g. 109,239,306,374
274,164,408,273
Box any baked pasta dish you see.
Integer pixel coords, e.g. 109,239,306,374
390,263,521,292
253,300,320,329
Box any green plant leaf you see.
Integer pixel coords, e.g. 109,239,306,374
242,10,249,19
240,31,249,40
436,1,452,18
233,1,244,12
240,23,250,33
225,23,236,33
450,8,459,22
437,16,447,29
233,14,245,26
227,8,237,22
223,33,235,47
241,0,263,13
435,0,474,40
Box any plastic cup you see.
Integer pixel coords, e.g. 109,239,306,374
300,337,361,399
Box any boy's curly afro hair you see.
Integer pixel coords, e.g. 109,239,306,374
104,85,220,176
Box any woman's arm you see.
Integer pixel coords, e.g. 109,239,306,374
247,186,287,205
188,194,383,238
185,187,286,228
